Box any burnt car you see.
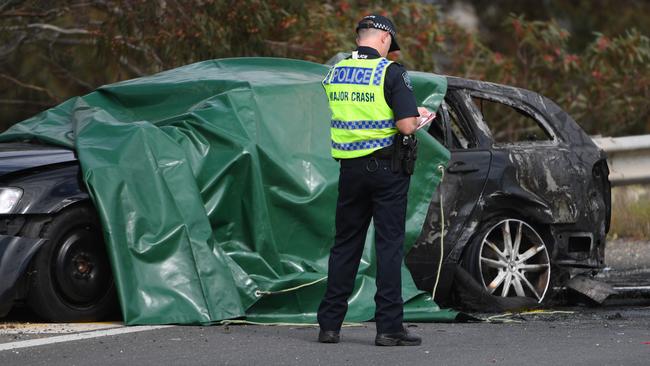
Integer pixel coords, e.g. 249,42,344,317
406,76,611,309
0,76,610,320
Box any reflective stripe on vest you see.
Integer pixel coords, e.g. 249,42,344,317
331,136,394,151
323,57,395,159
330,119,395,130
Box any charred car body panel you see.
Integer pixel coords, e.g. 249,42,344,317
406,77,611,304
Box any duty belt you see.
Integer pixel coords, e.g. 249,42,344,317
335,146,393,162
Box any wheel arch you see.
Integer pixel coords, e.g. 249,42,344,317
482,190,555,225
23,201,117,321
460,207,555,263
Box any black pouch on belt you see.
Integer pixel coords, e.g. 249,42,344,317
402,134,418,175
391,133,418,175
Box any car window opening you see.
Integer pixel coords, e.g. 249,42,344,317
472,97,553,144
428,99,473,150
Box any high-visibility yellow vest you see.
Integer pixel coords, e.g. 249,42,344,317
322,57,396,159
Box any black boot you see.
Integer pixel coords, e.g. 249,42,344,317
318,330,340,344
375,327,421,346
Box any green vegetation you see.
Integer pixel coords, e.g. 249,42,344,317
1,0,649,137
610,185,650,239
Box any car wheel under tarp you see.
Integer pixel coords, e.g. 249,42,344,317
462,218,552,304
25,204,118,322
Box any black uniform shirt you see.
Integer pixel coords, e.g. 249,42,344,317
353,46,419,121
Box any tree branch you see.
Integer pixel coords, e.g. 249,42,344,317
118,56,145,77
0,31,25,59
2,23,91,35
0,0,14,13
40,54,94,91
111,36,164,69
27,23,91,35
0,73,58,101
0,98,54,107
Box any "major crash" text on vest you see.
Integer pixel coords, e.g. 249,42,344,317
328,91,375,102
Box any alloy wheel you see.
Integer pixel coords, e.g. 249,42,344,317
477,219,551,302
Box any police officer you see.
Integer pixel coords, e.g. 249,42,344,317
318,14,431,346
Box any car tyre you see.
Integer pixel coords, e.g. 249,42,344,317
462,217,551,303
25,204,118,322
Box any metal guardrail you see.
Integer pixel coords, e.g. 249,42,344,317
592,134,650,186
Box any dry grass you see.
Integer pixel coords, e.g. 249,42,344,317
609,185,650,240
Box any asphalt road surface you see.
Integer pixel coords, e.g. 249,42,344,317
1,306,650,366
1,239,649,366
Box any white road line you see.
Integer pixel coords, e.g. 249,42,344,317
0,325,174,352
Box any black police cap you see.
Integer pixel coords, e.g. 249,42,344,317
356,14,400,53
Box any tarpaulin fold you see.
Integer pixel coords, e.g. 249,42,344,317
0,58,453,324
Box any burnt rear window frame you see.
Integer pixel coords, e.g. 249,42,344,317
466,90,559,148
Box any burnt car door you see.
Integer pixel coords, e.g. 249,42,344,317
466,90,576,225
406,89,492,297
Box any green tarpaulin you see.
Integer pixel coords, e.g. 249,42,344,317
0,57,454,325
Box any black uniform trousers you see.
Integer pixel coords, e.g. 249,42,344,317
317,156,410,334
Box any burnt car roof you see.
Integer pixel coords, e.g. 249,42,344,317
443,75,598,150
446,76,565,118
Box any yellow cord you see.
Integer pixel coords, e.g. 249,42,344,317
519,310,575,316
431,164,445,301
254,277,327,297
240,277,343,328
